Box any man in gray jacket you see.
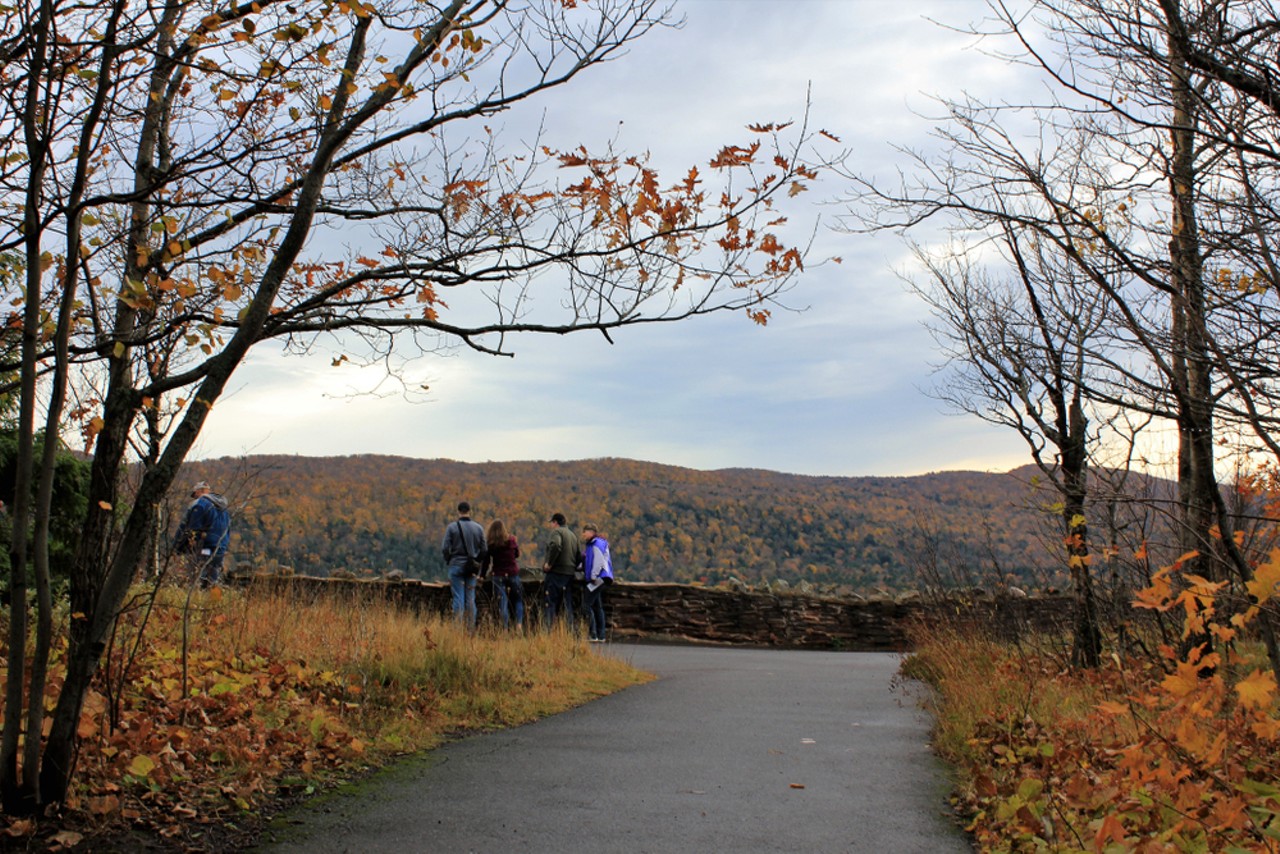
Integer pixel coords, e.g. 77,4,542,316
542,512,579,631
442,501,487,629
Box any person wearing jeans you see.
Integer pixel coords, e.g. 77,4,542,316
441,501,486,629
172,481,231,589
481,519,524,629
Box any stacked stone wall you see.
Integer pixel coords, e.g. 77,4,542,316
246,575,1076,650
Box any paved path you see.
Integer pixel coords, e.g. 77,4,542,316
255,644,973,853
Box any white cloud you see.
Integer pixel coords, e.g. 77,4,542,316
196,0,1037,478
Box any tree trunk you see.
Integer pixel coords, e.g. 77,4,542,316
1063,400,1101,668
1165,1,1217,668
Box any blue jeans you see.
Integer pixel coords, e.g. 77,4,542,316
183,550,224,589
584,584,607,640
449,564,477,628
491,575,525,629
542,572,574,631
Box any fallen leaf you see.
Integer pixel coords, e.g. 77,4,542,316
3,819,35,837
87,794,120,815
50,830,83,850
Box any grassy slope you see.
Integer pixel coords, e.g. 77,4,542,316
0,584,650,850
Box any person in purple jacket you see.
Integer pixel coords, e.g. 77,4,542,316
580,523,614,642
480,519,524,630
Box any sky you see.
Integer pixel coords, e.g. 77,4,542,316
195,0,1041,478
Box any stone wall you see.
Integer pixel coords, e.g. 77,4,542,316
246,575,1077,650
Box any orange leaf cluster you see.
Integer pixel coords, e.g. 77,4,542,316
940,569,1280,852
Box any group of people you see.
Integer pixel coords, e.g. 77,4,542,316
442,502,614,640
166,486,616,644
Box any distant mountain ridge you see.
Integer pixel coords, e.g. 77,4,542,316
177,454,1069,593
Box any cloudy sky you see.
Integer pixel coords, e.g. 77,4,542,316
196,0,1039,478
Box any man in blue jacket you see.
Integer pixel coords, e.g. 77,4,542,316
172,481,231,588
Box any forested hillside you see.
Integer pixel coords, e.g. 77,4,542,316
169,456,1078,594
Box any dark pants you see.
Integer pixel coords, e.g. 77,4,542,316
491,575,525,628
543,572,575,630
584,584,607,640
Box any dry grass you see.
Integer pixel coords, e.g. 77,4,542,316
2,583,651,849
901,621,1280,852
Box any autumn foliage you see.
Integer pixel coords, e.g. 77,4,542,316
904,551,1280,851
0,584,646,848
180,455,1072,593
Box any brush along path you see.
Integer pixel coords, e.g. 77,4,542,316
256,644,971,852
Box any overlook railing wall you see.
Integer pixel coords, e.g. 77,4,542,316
245,575,1076,650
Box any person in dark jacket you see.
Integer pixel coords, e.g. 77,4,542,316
542,512,579,631
441,501,487,629
580,523,614,642
480,519,523,630
172,481,231,588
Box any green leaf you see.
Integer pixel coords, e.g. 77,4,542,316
1238,779,1280,798
209,680,239,697
1016,778,1044,801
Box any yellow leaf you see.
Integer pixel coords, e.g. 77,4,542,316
1246,549,1280,604
319,94,332,110
1252,715,1280,740
1161,659,1202,698
127,754,156,778
1235,668,1277,711
97,501,112,511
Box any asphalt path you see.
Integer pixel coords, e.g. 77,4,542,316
255,644,974,853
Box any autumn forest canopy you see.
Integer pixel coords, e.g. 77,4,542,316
180,453,1185,596
179,454,1058,590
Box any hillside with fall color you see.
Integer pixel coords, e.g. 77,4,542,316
169,456,1081,594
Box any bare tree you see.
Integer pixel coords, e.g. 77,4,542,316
843,0,1280,675
909,210,1119,665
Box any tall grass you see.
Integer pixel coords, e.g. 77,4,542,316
11,582,650,843
901,618,1280,852
900,621,1113,768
